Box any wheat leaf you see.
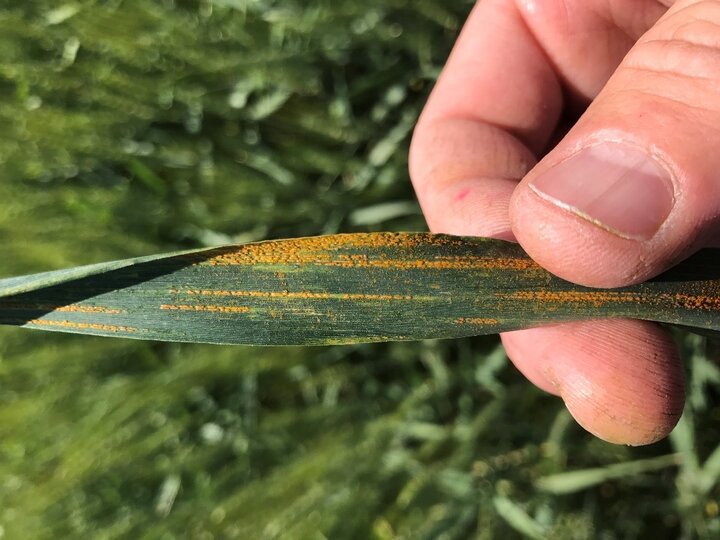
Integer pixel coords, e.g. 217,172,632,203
1,232,719,345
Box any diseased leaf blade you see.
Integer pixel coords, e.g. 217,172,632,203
0,232,719,345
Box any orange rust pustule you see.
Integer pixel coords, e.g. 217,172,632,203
179,233,536,271
27,319,136,333
670,292,720,310
175,289,415,301
502,290,644,308
455,317,500,325
55,305,123,314
202,251,537,271
192,233,430,265
323,256,538,271
0,304,122,314
160,304,250,313
503,290,720,311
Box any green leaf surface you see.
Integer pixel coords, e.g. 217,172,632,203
1,232,719,345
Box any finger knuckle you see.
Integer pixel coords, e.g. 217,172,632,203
621,2,720,94
667,0,720,43
626,38,720,83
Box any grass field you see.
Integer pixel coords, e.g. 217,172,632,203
2,1,720,538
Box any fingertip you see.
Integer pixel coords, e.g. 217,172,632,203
501,329,559,395
510,183,653,287
502,320,684,446
410,118,535,238
423,177,517,239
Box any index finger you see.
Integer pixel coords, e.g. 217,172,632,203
409,0,562,238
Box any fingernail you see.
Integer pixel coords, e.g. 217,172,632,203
529,142,675,240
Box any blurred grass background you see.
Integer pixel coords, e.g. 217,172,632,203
2,1,720,538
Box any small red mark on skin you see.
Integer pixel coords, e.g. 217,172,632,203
454,188,471,202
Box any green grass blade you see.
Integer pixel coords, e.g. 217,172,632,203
493,496,547,540
699,443,720,494
535,454,681,495
0,232,719,345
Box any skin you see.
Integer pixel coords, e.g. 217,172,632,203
409,0,720,445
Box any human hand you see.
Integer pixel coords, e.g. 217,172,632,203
408,0,720,445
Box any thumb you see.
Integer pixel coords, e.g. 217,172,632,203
510,1,720,288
